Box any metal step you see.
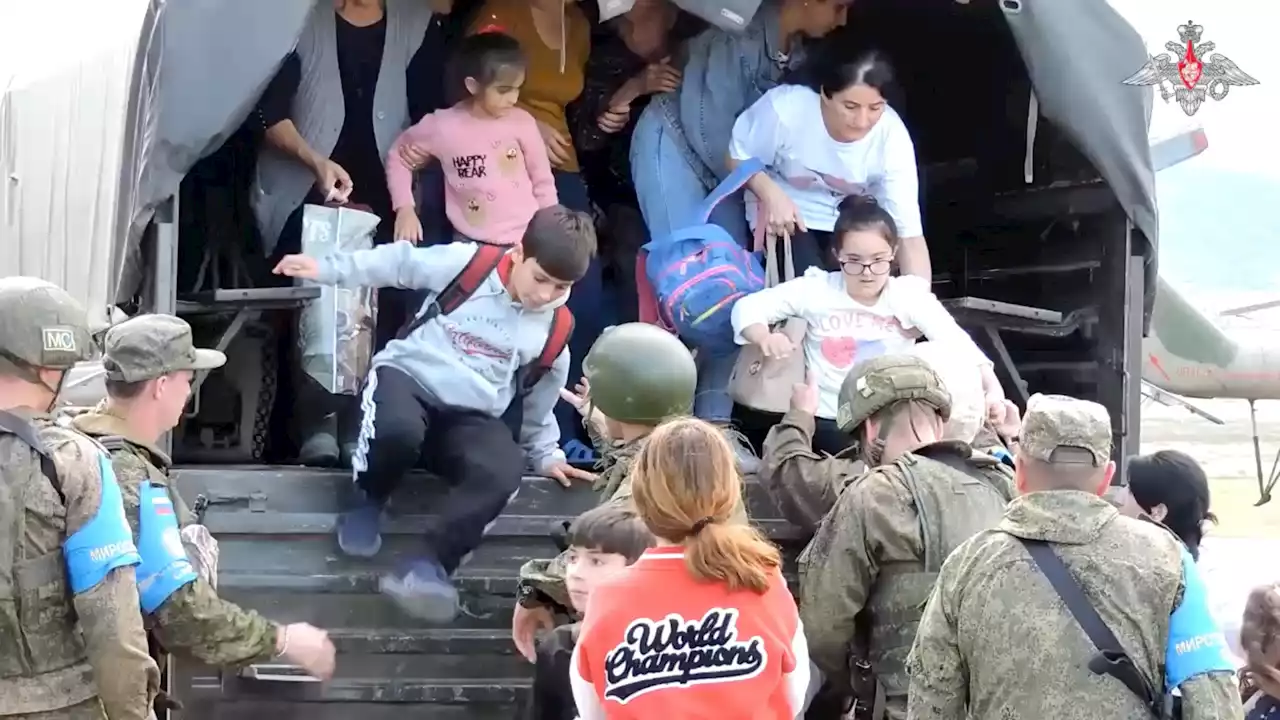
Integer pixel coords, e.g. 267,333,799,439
170,464,802,717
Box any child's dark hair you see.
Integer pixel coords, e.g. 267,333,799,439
833,195,900,251
522,206,598,282
567,501,655,563
453,30,526,94
794,45,900,106
1127,450,1216,559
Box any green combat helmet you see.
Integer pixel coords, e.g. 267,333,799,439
835,354,952,435
0,277,93,382
582,323,697,425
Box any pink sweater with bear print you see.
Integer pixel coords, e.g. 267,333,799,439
386,105,558,246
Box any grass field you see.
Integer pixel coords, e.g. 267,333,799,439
1141,398,1280,539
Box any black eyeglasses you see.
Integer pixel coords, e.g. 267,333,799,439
839,258,893,276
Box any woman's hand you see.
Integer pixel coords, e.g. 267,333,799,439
611,59,682,110
398,143,431,172
312,158,353,204
757,331,795,359
536,120,573,168
759,183,805,240
597,107,631,134
393,207,423,245
636,59,682,95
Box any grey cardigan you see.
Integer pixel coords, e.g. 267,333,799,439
252,0,433,254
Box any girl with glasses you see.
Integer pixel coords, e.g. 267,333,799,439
731,195,1006,455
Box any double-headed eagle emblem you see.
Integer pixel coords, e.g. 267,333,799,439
1123,21,1259,116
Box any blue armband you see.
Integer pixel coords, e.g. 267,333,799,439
990,447,1014,467
135,482,199,613
62,452,141,593
1165,546,1235,690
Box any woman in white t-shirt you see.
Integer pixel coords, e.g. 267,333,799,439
731,195,1005,453
727,48,931,280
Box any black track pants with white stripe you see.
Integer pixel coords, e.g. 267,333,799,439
351,365,525,573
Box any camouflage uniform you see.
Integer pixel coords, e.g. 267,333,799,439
795,356,1016,720
760,408,866,535
517,324,754,612
905,394,1242,720
0,278,159,720
69,315,280,672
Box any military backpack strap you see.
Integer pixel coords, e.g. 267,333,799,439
1017,538,1161,716
95,434,129,452
0,409,63,504
519,305,574,395
396,244,507,340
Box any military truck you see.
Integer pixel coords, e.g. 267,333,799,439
2,0,1163,716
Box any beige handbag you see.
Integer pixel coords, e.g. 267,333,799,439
728,232,808,414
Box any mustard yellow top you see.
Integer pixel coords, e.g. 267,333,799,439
470,0,591,171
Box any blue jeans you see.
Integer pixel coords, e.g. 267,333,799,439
630,106,748,423
553,170,608,447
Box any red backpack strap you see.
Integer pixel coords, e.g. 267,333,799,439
397,244,507,340
635,253,661,326
520,305,574,394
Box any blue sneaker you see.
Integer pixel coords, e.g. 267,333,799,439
337,495,383,558
380,559,459,623
563,439,599,467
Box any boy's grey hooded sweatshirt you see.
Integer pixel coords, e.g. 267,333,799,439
316,241,568,473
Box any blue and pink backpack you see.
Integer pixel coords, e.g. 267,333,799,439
636,158,767,353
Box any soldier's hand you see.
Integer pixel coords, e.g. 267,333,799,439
273,254,321,280
544,462,596,488
558,378,592,418
512,602,555,663
791,372,819,416
279,623,336,680
758,331,794,359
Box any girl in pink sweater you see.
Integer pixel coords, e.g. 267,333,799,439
387,30,559,246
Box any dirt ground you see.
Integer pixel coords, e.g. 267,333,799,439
1140,398,1280,539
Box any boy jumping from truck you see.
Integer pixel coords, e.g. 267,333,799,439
273,205,598,623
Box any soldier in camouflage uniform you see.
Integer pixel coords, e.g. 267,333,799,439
762,363,1020,536
69,315,336,684
511,323,699,660
797,355,1017,719
0,278,159,720
906,394,1242,720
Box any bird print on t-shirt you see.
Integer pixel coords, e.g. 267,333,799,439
784,169,870,199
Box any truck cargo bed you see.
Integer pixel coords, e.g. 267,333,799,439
171,465,799,718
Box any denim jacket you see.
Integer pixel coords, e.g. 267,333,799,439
652,1,803,189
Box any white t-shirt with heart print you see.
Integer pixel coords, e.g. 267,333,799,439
731,271,992,420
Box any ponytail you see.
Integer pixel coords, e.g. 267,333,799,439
630,417,783,596
685,518,781,594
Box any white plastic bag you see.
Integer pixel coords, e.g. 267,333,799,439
297,204,379,395
908,341,986,444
